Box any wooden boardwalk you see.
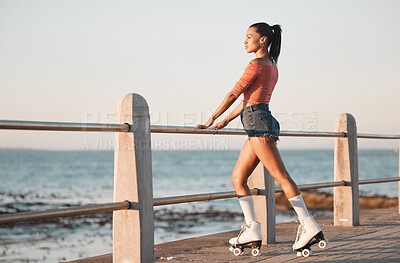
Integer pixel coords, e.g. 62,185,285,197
68,207,400,263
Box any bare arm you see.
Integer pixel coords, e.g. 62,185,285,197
212,100,244,129
197,93,237,129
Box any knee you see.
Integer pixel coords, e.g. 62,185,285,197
231,172,247,187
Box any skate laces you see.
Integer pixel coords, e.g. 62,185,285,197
294,224,303,244
236,223,250,242
294,218,307,245
300,217,308,234
238,224,248,236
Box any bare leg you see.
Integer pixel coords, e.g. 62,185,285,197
244,137,323,252
249,137,300,199
229,139,263,245
231,139,260,197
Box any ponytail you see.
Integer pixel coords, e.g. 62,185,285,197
269,25,282,64
249,22,282,64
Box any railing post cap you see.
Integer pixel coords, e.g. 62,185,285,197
335,113,357,132
336,113,356,122
118,93,149,109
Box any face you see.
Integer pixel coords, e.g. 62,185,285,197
244,27,266,53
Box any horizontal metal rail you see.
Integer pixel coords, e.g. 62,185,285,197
2,119,400,140
0,120,129,132
357,133,400,139
155,177,400,204
358,177,400,185
0,190,258,225
274,181,347,193
0,201,130,225
1,120,400,139
1,177,399,225
280,131,345,138
0,120,345,137
151,125,346,137
153,188,259,206
275,177,400,193
152,176,400,203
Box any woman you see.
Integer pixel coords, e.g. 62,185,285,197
197,22,325,256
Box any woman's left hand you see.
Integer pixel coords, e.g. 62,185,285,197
212,119,229,130
196,117,215,129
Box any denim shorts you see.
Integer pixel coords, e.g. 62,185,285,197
240,104,280,141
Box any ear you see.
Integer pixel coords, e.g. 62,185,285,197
260,36,267,45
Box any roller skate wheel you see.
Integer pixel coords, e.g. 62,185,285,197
296,251,302,257
318,239,328,249
251,248,261,257
233,247,243,256
301,248,311,258
229,246,234,252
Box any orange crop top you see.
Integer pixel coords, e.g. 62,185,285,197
229,63,278,105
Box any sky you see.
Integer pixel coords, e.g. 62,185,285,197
0,0,400,150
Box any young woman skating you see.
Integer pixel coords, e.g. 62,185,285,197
197,22,327,257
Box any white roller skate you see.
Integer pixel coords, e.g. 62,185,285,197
228,221,262,257
293,215,328,257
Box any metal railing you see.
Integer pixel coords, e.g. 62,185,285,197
0,201,131,224
1,177,398,225
0,120,129,132
3,120,400,140
0,93,399,262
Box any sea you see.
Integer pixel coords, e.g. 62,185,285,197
0,149,398,262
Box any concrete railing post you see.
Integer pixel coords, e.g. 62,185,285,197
113,93,154,262
248,162,276,244
334,113,359,226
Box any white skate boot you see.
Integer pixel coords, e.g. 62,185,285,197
293,215,328,257
228,221,262,256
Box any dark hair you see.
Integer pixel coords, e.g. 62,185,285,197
249,22,282,64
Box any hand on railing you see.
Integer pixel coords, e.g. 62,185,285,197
196,118,228,130
196,117,215,129
212,119,229,130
